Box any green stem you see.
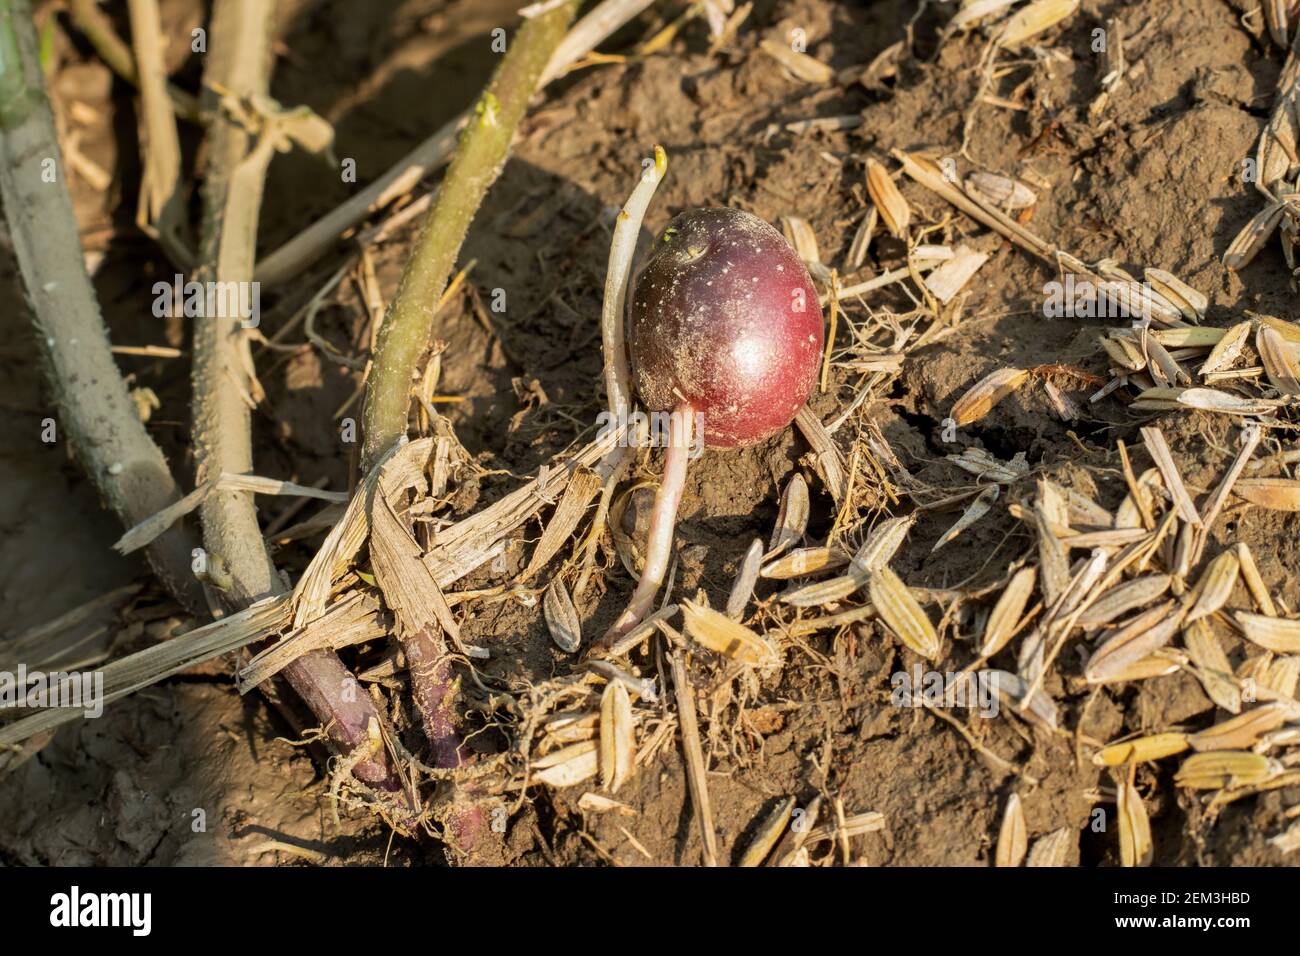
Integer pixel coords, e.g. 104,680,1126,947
0,0,203,611
360,0,580,471
0,0,31,128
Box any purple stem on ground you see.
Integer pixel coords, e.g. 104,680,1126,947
402,628,484,852
403,628,466,768
282,650,402,791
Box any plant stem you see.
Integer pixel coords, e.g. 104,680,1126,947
601,145,666,421
356,4,578,848
190,0,276,608
190,0,399,791
601,403,693,646
126,0,190,268
401,628,464,769
400,627,487,856
66,0,201,121
360,0,579,471
0,0,204,613
254,0,654,287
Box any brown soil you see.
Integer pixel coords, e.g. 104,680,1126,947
2,0,1297,866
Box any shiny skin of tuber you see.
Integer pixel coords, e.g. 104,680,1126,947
627,206,823,448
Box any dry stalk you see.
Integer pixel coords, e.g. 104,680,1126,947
0,594,292,747
892,150,1055,262
669,646,721,866
189,0,401,793
126,0,191,267
66,0,200,120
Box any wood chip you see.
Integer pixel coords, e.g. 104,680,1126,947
995,793,1027,867
949,367,1030,425
599,681,636,793
866,158,910,240
868,566,942,660
544,577,583,653
681,599,780,667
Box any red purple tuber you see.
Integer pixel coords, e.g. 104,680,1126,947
600,207,823,645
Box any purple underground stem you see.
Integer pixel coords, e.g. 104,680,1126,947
401,628,484,852
402,628,467,769
281,650,402,791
